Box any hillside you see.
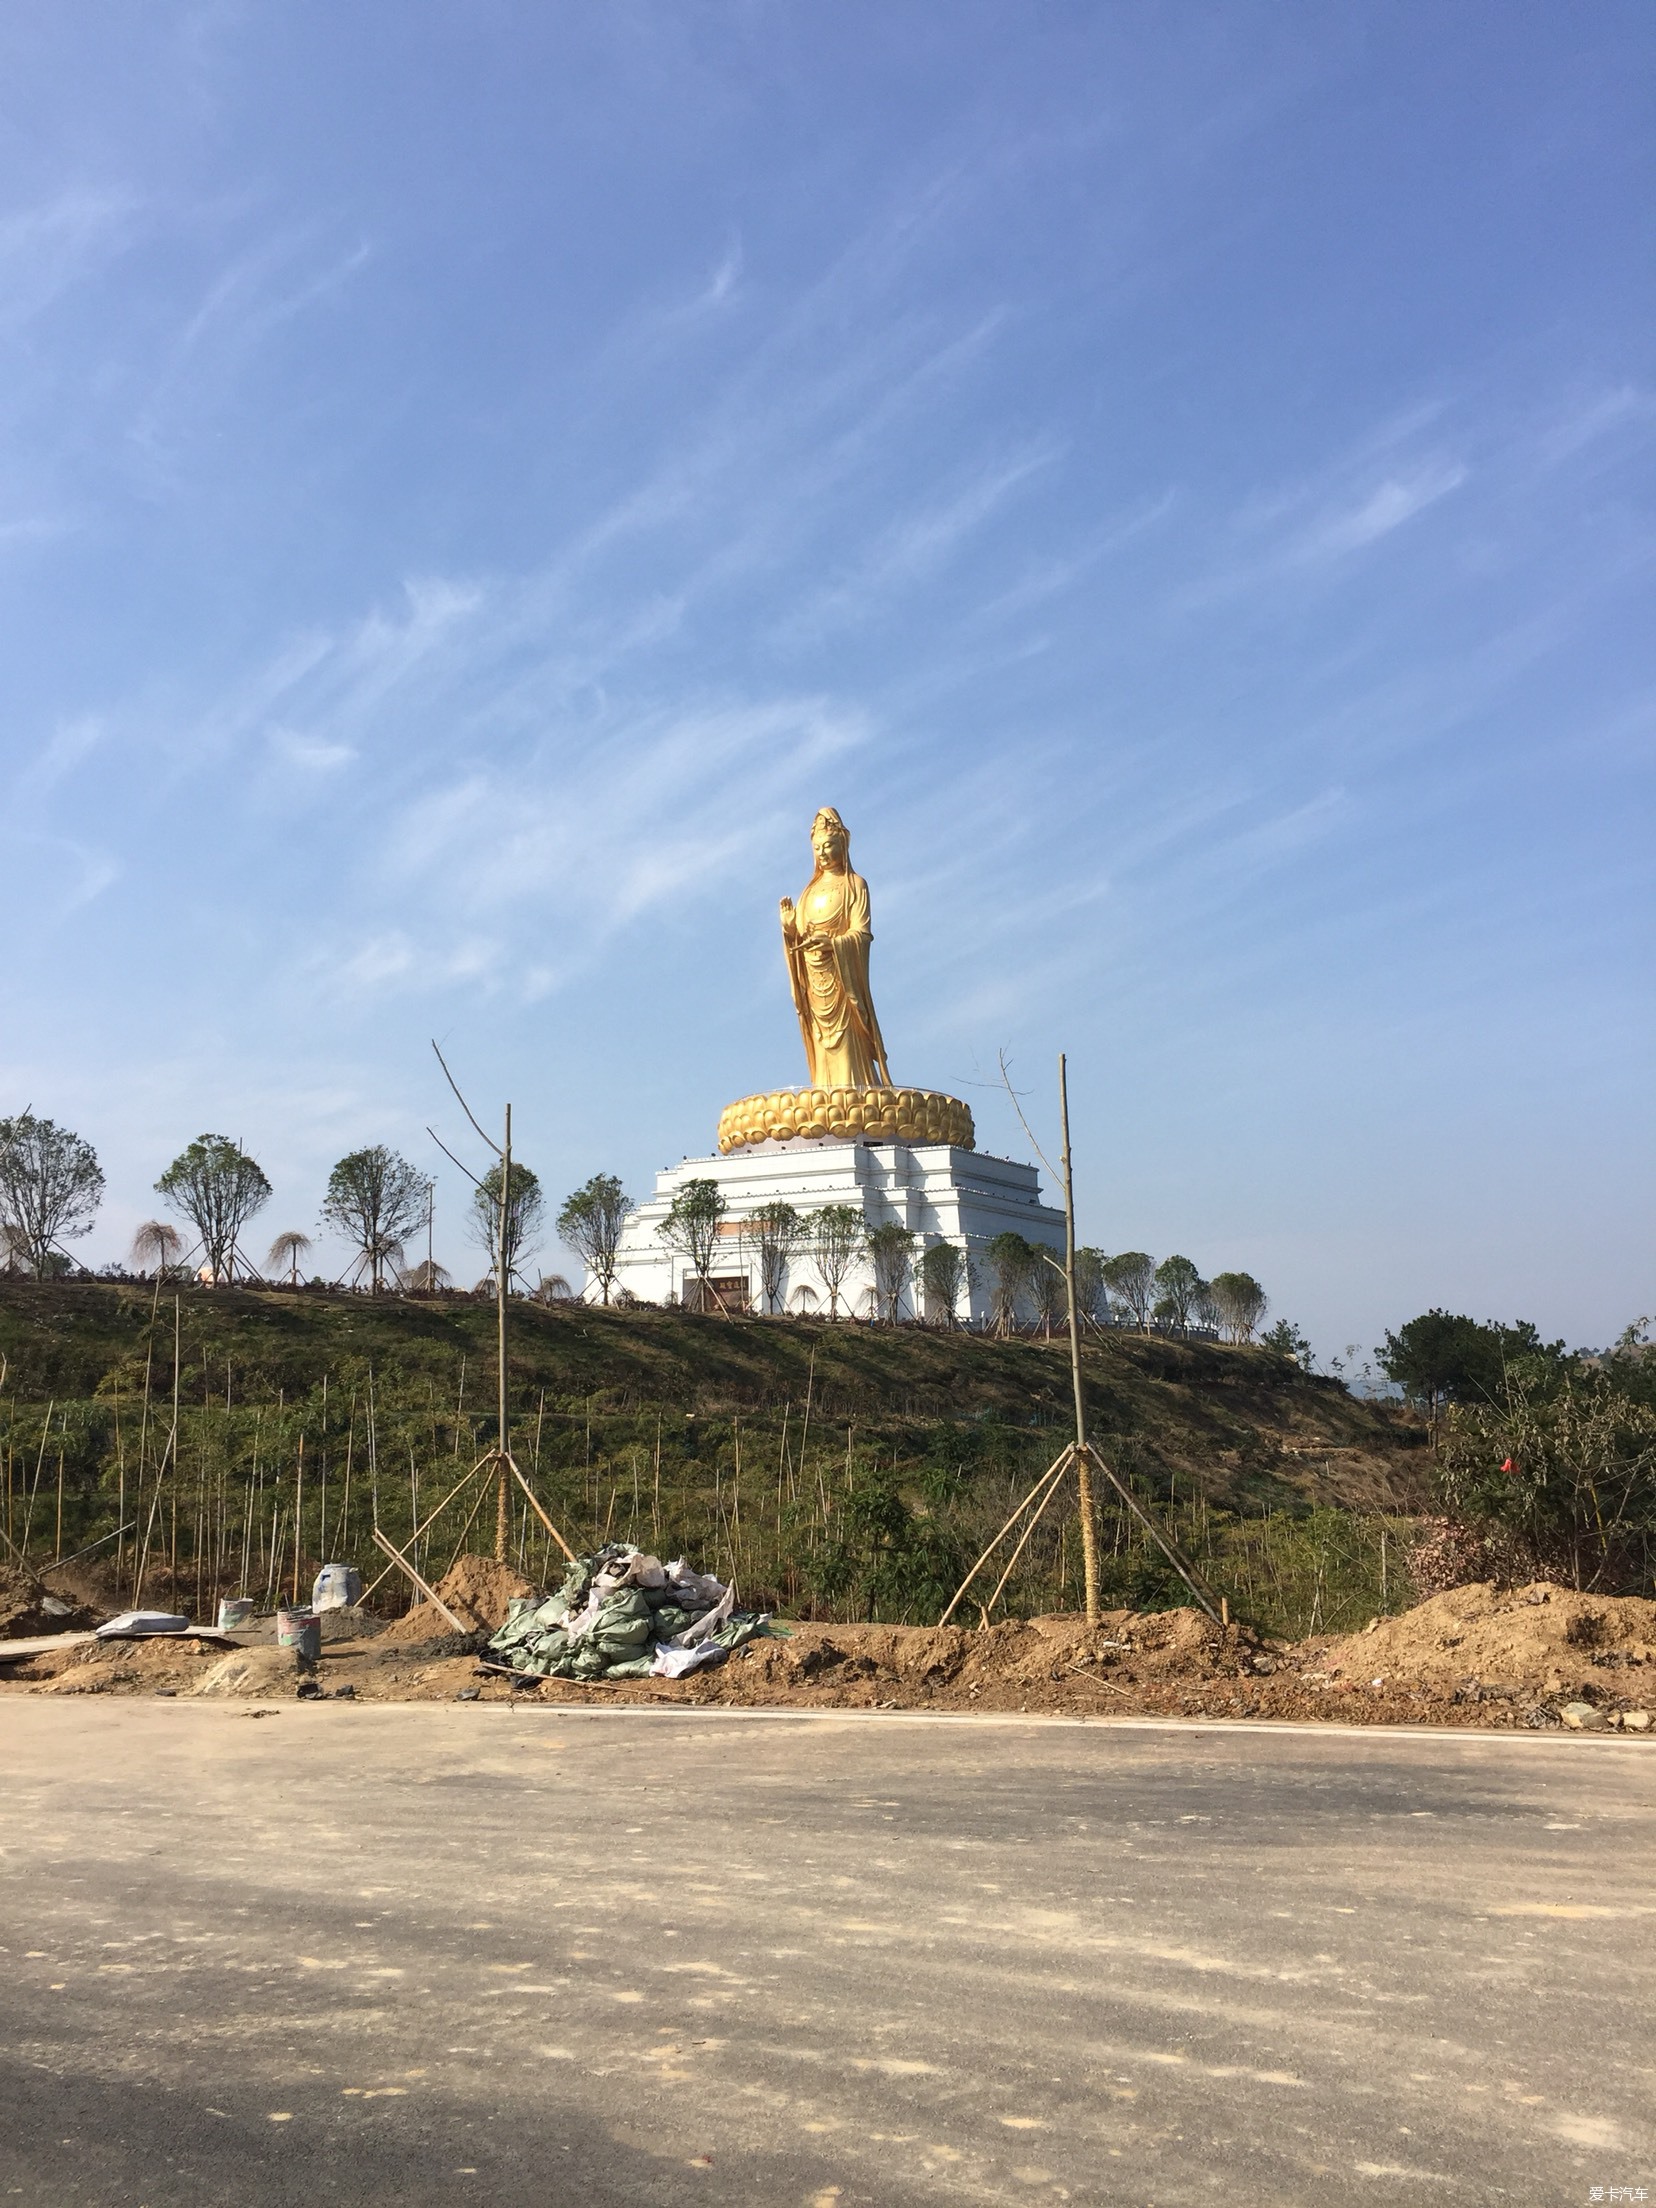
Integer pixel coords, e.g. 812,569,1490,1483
0,1278,1422,1510
0,1280,1428,1637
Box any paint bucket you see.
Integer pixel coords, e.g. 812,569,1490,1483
217,1597,255,1631
276,1607,322,1664
311,1563,363,1613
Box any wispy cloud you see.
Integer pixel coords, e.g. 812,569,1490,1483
0,188,137,333
1300,460,1469,558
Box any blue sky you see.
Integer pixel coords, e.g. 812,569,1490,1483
1,3,1650,1357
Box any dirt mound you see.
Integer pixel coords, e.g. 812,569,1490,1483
35,1634,230,1696
192,1647,305,1698
0,1565,101,1639
708,1607,1235,1714
1318,1580,1656,1699
379,1554,535,1642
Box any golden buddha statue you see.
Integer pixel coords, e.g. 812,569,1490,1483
779,806,893,1089
714,808,974,1154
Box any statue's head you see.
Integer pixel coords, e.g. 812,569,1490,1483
811,806,850,871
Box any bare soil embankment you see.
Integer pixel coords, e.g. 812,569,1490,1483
6,1558,1652,1734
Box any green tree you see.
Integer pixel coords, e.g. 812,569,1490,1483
470,1158,544,1289
919,1240,968,1327
1210,1270,1268,1343
866,1221,916,1324
0,1112,104,1277
1261,1318,1313,1366
1153,1254,1204,1331
809,1203,864,1319
657,1178,728,1311
156,1134,271,1282
1102,1250,1156,1330
322,1146,430,1291
557,1174,634,1306
986,1232,1037,1334
745,1199,805,1315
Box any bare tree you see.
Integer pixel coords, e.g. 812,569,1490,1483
1073,1246,1107,1324
809,1203,864,1319
1102,1250,1156,1330
401,1256,452,1293
1030,1246,1066,1336
266,1230,313,1285
1209,1270,1268,1343
534,1272,575,1302
866,1221,915,1323
656,1178,728,1311
556,1174,634,1306
156,1135,270,1282
986,1231,1037,1335
322,1146,430,1292
746,1199,805,1315
470,1159,544,1288
0,1112,104,1276
130,1220,184,1278
918,1240,968,1326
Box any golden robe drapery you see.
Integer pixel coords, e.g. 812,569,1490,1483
783,862,892,1090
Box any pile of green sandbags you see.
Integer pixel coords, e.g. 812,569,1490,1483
487,1543,780,1683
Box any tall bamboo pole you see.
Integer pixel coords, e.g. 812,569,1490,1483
1058,1054,1101,1626
495,1102,511,1561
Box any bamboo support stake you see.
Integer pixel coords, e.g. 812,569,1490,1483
1058,1053,1101,1626
503,1452,577,1562
369,1525,469,1633
1083,1444,1225,1625
980,1452,1074,1622
939,1444,1075,1626
360,1464,488,1602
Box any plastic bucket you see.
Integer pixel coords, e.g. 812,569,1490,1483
276,1607,322,1663
217,1597,255,1631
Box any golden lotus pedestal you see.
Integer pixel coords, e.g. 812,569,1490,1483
717,1085,975,1156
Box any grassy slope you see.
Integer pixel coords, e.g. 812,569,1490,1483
0,1279,1426,1514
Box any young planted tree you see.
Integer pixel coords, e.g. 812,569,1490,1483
1073,1246,1107,1324
1261,1318,1314,1365
810,1203,865,1319
0,1112,104,1276
1209,1269,1268,1343
746,1198,805,1315
156,1135,271,1282
656,1177,727,1311
266,1230,313,1286
1102,1250,1156,1330
556,1174,634,1306
322,1146,430,1292
866,1221,916,1324
986,1231,1037,1335
1030,1247,1066,1336
1153,1254,1204,1332
130,1220,184,1278
470,1159,544,1289
918,1240,968,1327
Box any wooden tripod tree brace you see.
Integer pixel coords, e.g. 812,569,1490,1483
369,1525,469,1634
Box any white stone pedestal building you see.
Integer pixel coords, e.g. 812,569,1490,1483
607,1135,1065,1324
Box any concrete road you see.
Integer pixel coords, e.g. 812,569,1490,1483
2,1703,1652,2208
